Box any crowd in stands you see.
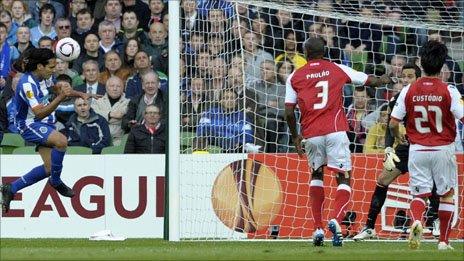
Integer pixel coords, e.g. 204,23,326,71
0,0,462,154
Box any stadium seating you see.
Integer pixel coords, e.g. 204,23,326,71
1,133,26,154
12,146,37,155
66,146,93,154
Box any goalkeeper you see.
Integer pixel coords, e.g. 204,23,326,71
353,63,440,240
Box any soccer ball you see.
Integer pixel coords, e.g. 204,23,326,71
55,37,81,62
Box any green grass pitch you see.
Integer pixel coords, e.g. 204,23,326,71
0,239,463,260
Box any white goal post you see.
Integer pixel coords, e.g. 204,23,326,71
168,0,464,241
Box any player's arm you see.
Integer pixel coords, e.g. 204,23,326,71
389,88,408,144
31,82,77,119
365,75,393,87
285,104,304,157
284,73,304,156
335,63,392,88
449,86,464,123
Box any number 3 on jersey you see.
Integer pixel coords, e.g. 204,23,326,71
314,80,328,109
414,105,443,133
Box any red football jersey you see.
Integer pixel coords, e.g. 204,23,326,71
391,77,464,146
285,59,368,138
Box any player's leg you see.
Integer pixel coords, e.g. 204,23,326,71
42,130,74,197
326,131,352,247
355,144,408,240
408,150,433,249
304,136,326,246
426,184,440,237
432,147,457,250
1,124,55,212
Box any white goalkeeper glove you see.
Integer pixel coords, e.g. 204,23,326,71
383,147,400,171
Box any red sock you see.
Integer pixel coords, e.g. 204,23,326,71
410,198,426,222
310,180,324,229
438,203,454,244
331,184,351,224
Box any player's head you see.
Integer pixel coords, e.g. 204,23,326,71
22,48,56,79
303,36,325,60
401,63,421,85
419,40,448,76
53,74,72,95
56,74,72,85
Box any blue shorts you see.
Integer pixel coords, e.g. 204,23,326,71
20,122,56,145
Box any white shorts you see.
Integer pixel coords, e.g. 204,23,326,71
304,131,351,172
408,144,457,196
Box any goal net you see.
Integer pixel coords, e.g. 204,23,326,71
177,0,464,240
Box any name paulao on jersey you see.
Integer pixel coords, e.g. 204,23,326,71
306,70,330,79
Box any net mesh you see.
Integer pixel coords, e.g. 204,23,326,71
178,0,464,240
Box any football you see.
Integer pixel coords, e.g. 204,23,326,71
55,37,81,62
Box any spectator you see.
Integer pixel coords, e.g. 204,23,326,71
116,10,149,46
181,75,211,132
97,20,122,54
54,17,71,42
388,54,406,81
206,56,227,101
346,88,376,153
124,104,166,154
28,0,64,24
180,0,200,38
38,35,53,49
68,0,87,30
0,72,21,133
276,58,294,85
122,0,151,33
0,22,19,82
428,30,463,94
92,76,130,146
242,31,273,85
440,63,452,84
53,69,81,124
0,10,18,45
148,0,167,29
98,50,131,85
321,24,343,64
97,0,122,32
72,33,105,74
227,65,256,112
125,50,152,99
120,37,140,71
230,17,248,54
122,70,166,133
75,60,106,98
54,58,83,87
11,0,37,29
193,47,210,78
250,59,286,152
207,33,228,61
250,14,273,55
363,104,405,153
14,25,33,54
71,8,97,47
61,97,111,154
270,9,303,41
197,89,254,153
144,22,168,69
275,29,306,69
206,8,230,35
30,4,56,47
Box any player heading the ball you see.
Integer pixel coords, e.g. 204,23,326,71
1,48,88,213
285,36,392,247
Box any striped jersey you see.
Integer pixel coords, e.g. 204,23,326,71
14,73,56,129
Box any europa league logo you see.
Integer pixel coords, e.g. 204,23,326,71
211,160,283,233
